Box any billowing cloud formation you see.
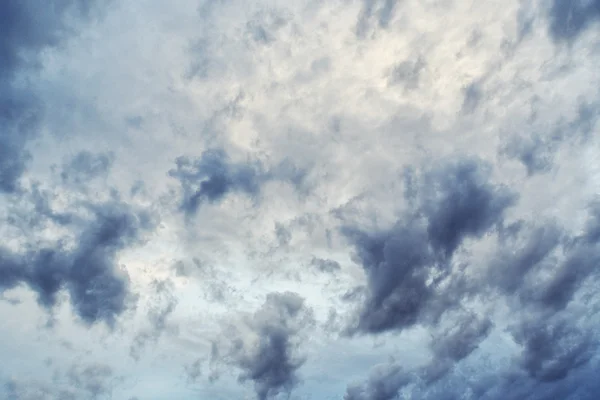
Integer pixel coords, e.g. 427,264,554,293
169,149,265,215
343,157,516,334
223,292,314,400
1,0,600,399
0,200,152,325
424,313,493,382
512,315,594,382
342,173,600,398
169,149,306,216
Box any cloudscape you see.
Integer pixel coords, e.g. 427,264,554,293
1,1,600,399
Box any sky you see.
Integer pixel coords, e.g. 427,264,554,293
1,0,600,399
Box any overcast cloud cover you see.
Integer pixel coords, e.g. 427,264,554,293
1,0,600,399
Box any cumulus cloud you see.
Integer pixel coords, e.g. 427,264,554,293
2,0,600,398
512,315,594,382
344,180,600,399
343,157,516,334
0,199,153,325
220,292,314,400
169,149,306,216
169,149,266,215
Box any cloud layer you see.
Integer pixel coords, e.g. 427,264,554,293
1,0,600,399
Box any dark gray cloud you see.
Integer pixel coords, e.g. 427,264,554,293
548,0,600,42
521,244,599,312
424,313,493,382
489,221,564,294
490,204,600,315
228,292,313,400
169,149,307,216
169,149,265,215
343,157,516,334
0,200,153,325
344,312,493,399
343,220,433,333
0,0,102,193
419,158,517,258
470,202,600,396
342,158,600,399
511,315,594,382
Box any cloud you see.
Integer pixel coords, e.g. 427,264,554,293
130,278,178,360
4,362,118,400
548,0,600,42
502,99,597,176
419,158,517,258
424,313,493,382
356,0,401,37
0,0,102,193
488,221,564,294
511,315,595,382
60,151,115,187
503,133,559,175
66,363,117,399
462,82,483,114
2,0,600,398
168,149,265,216
169,148,307,216
310,256,342,274
388,57,426,90
224,292,314,400
343,163,600,398
0,199,153,325
491,204,600,314
345,363,412,400
343,157,516,334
